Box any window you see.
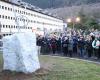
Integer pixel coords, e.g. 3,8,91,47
17,10,19,13
5,7,7,10
15,9,17,12
28,20,30,22
3,25,5,28
11,25,13,28
31,14,33,16
2,6,4,9
3,34,5,36
0,24,2,28
9,25,10,28
13,17,15,20
22,11,24,14
0,35,2,39
11,17,13,20
5,16,7,19
10,8,12,11
21,19,23,21
6,25,8,28
14,25,15,28
37,27,41,30
20,18,22,21
2,15,4,18
30,27,32,29
8,7,10,10
23,19,25,22
23,26,25,29
31,20,32,23
26,12,27,15
17,18,19,20
8,16,10,19
9,8,11,11
34,14,36,17
34,21,36,23
24,11,25,14
20,10,21,13
28,13,30,15
15,26,17,28
28,27,29,29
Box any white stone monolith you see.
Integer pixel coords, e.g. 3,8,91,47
3,32,40,73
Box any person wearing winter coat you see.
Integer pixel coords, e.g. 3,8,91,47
68,38,73,57
92,37,100,59
50,38,57,54
62,37,69,56
77,36,85,58
86,37,93,58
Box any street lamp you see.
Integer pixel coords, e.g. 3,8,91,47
76,17,81,22
67,17,80,30
67,18,72,23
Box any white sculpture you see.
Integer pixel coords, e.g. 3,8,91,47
3,32,40,74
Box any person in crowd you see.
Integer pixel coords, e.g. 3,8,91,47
40,37,48,55
77,36,85,58
73,36,78,56
50,37,57,54
45,37,52,54
56,37,62,54
90,32,95,41
92,37,100,59
86,36,93,58
36,35,42,54
36,29,100,61
98,35,100,59
68,37,73,57
62,37,69,56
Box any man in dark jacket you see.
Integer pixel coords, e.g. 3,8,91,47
36,36,42,54
73,36,78,56
62,37,69,56
86,38,93,58
50,38,57,54
78,36,85,58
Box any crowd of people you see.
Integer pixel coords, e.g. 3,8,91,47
36,29,100,60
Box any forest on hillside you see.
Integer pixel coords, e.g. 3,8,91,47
23,0,100,9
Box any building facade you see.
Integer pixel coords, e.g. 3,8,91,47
0,0,65,36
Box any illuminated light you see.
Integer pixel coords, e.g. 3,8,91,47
67,18,72,23
76,17,80,22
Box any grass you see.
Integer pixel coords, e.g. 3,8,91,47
39,56,100,80
0,52,3,65
0,54,100,80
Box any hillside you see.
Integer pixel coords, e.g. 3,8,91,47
23,0,100,9
23,0,100,21
47,3,100,20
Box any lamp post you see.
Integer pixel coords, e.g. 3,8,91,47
67,17,80,30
